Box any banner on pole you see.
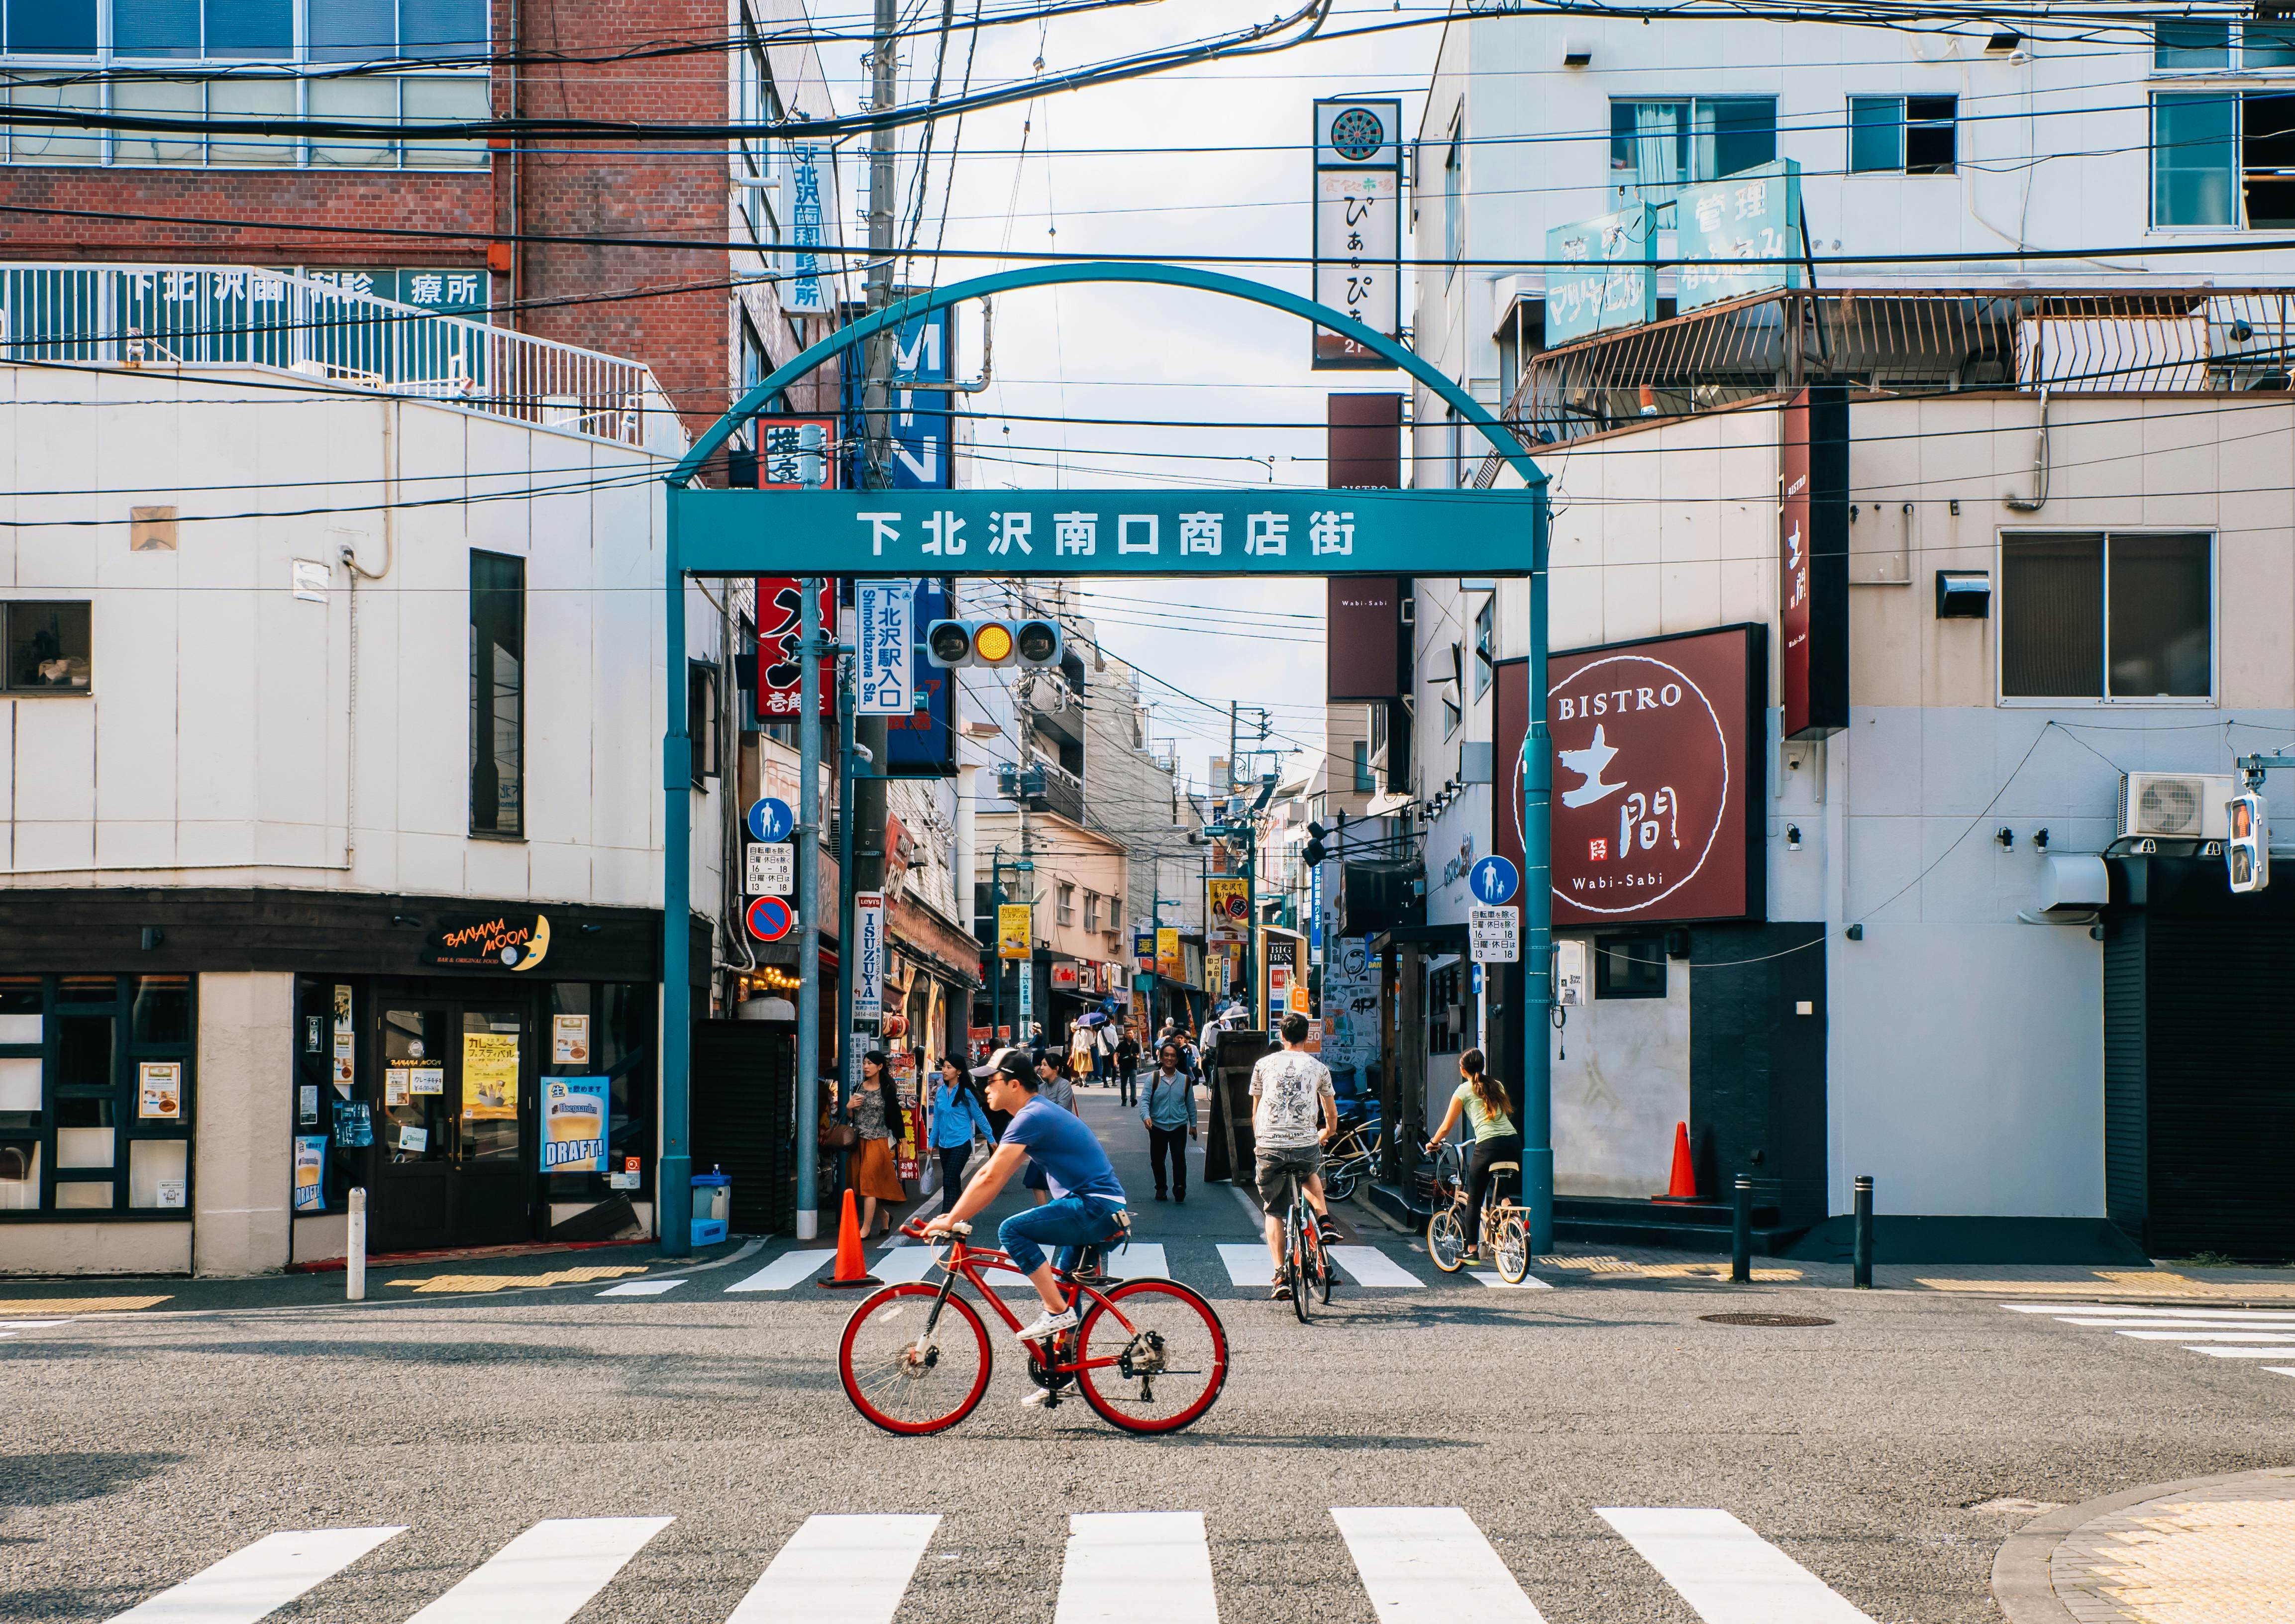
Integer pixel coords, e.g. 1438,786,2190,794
853,891,885,1019
856,579,917,715
999,903,1033,960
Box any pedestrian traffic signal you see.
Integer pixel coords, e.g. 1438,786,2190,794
2228,791,2270,893
924,618,1064,669
1303,820,1330,866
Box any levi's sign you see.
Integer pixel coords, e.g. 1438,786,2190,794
675,489,1534,577
1547,625,1767,926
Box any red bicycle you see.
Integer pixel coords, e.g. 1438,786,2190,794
837,1218,1229,1435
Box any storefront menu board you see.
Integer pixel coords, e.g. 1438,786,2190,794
1546,624,1767,926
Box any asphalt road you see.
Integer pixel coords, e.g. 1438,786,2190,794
2,1088,2288,1624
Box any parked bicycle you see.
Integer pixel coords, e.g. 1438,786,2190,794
837,1218,1229,1435
1272,1166,1334,1322
1422,1139,1531,1283
1317,1111,1382,1203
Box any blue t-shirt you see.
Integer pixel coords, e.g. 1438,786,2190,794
1001,1097,1125,1205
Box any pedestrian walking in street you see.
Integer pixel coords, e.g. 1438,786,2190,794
845,1049,907,1239
1252,1012,1337,1299
1115,1029,1141,1107
1023,1053,1081,1204
1424,1047,1520,1266
1069,1019,1101,1087
929,1055,996,1211
1141,1041,1198,1202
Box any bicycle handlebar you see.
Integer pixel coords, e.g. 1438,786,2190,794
901,1218,971,1240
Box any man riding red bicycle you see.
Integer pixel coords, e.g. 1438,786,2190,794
925,1051,1127,1343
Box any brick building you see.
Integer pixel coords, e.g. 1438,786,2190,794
0,0,845,451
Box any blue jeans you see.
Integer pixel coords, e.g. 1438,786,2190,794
999,1194,1123,1275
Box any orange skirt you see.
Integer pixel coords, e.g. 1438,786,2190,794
852,1135,907,1202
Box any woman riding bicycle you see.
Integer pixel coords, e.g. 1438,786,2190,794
1424,1047,1519,1265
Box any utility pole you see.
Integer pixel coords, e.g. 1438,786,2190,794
794,579,824,1239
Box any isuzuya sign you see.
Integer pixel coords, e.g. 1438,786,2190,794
1544,625,1767,926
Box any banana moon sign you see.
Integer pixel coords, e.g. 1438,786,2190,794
425,914,552,971
1504,625,1767,927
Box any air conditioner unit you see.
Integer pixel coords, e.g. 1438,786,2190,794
2118,772,2235,841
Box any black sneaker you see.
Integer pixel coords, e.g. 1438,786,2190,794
1267,1269,1292,1301
1153,1191,1168,1202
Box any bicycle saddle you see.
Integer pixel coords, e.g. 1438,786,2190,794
1485,1162,1522,1174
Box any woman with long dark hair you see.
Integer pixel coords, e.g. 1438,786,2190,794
844,1049,908,1238
1424,1047,1521,1264
927,1055,995,1211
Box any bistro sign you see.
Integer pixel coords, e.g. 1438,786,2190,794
425,914,552,971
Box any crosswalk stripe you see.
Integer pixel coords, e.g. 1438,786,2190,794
2189,1345,2295,1358
869,1248,943,1285
105,1526,406,1623
1111,1243,1170,1279
2115,1329,2295,1341
1470,1272,1554,1290
405,1517,673,1624
725,1250,834,1292
1053,1512,1218,1624
1596,1508,1874,1624
2268,1368,2295,1378
1330,1247,1424,1288
2056,1316,2295,1328
1216,1244,1274,1287
724,1514,938,1624
1331,1506,1545,1622
0,1318,67,1326
598,1280,682,1297
2006,1303,2295,1320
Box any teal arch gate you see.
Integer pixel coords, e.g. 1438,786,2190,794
660,262,1553,1254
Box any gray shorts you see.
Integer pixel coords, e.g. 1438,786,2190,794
1255,1143,1322,1207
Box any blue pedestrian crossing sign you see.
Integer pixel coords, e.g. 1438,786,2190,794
1467,855,1519,907
746,797,794,843
745,896,795,942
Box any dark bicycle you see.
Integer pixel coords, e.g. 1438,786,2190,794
1272,1166,1334,1322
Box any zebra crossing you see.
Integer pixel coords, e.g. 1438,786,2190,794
2003,1302,2295,1377
99,1505,1880,1623
675,1239,1548,1298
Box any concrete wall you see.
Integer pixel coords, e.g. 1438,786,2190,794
1550,947,1690,1198
0,1220,190,1275
191,971,295,1275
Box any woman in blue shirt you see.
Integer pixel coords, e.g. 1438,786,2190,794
929,1056,997,1210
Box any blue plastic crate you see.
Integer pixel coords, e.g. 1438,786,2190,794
691,1218,729,1246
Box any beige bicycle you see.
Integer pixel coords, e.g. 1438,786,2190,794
1422,1139,1531,1283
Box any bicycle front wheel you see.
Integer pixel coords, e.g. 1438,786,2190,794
839,1282,992,1435
1427,1207,1467,1273
1287,1209,1312,1322
1494,1212,1531,1284
1322,1159,1358,1203
1074,1279,1229,1434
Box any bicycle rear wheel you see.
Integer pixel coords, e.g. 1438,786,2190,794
1427,1207,1467,1273
1074,1280,1229,1434
1313,1217,1335,1305
1493,1212,1531,1284
839,1283,992,1435
1287,1208,1312,1322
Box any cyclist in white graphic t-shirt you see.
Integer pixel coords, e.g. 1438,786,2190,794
1250,1012,1338,1299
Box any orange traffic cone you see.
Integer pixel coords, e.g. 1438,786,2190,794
1651,1120,1704,1205
818,1189,881,1287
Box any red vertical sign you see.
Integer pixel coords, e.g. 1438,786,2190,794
753,577,834,721
1779,384,1849,740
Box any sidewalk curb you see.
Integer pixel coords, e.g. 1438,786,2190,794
1989,1465,2295,1624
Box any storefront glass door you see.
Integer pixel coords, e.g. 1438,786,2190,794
368,998,531,1252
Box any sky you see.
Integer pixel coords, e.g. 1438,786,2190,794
811,1,1445,792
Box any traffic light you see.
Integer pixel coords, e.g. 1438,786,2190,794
2228,791,2270,893
1303,820,1330,866
924,618,1063,669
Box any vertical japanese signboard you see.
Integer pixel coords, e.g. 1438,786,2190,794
1544,204,1659,345
888,578,955,774
1677,159,1803,315
1312,97,1402,369
751,415,838,490
1779,383,1850,740
782,143,833,315
753,577,834,722
843,303,955,489
998,903,1033,959
855,579,916,716
853,891,886,1020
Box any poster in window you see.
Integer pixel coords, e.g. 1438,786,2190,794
137,1061,182,1120
299,1083,319,1125
332,984,353,1036
409,1064,444,1096
540,1077,609,1173
331,1102,374,1149
461,1033,519,1119
293,1135,328,1212
552,1015,591,1066
385,1066,411,1107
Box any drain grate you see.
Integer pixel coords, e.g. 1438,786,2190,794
1699,1312,1837,1327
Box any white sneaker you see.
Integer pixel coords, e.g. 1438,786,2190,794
1015,1306,1078,1342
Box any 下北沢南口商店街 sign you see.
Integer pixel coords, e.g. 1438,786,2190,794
674,489,1535,577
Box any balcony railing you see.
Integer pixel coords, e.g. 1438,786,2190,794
1476,286,2295,476
0,261,681,452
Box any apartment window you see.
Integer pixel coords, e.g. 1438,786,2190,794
1056,884,1076,927
2,601,91,692
1472,597,1494,699
2000,533,2213,701
469,551,524,837
2154,17,2295,73
732,17,782,246
2154,89,2295,225
1850,95,1957,174
687,661,721,786
1442,117,1463,282
1352,738,1374,793
1,0,488,169
1594,935,1667,999
1610,98,1776,203
1083,891,1100,933
0,974,196,1217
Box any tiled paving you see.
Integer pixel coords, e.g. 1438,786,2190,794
2046,1469,2295,1624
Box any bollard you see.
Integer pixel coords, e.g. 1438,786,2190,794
1730,1175,1752,1283
1852,1175,1874,1289
347,1186,367,1302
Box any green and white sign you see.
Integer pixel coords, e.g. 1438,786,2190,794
1544,204,1658,345
1676,160,1803,315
